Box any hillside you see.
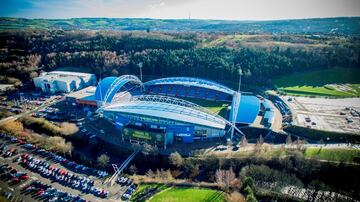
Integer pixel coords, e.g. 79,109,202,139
0,17,360,35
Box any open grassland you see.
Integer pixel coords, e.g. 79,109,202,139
274,68,360,97
150,187,225,202
203,34,331,50
304,148,360,163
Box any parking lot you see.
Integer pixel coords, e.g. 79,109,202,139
0,133,138,201
282,96,360,134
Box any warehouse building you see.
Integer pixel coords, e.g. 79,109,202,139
33,71,97,93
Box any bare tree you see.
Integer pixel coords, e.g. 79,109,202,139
257,134,264,145
145,169,155,178
286,134,292,145
64,142,73,157
142,143,159,156
129,164,138,175
215,168,237,193
169,152,184,167
239,135,248,147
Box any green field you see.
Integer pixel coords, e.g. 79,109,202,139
183,98,229,118
131,184,167,202
150,187,225,202
273,68,360,97
304,148,360,163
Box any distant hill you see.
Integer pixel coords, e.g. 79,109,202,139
0,17,359,35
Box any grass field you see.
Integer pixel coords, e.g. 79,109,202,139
150,187,225,202
304,148,360,163
182,97,229,118
273,68,360,97
131,184,167,202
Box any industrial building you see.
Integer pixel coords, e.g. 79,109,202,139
33,71,97,93
92,75,261,147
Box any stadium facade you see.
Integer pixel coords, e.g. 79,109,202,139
93,75,260,147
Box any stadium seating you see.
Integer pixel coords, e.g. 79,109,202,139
145,84,232,101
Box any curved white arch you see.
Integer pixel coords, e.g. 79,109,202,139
103,75,143,103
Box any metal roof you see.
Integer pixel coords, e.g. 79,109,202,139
101,95,227,129
48,71,95,78
144,77,235,95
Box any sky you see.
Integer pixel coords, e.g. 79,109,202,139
1,0,360,20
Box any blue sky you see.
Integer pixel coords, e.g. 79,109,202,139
1,0,360,20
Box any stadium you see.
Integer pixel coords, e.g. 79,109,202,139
92,75,260,148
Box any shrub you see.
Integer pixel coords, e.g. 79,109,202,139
169,152,184,168
96,154,110,168
60,122,79,136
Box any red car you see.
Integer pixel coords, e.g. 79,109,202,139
19,174,29,180
10,177,20,184
35,189,44,196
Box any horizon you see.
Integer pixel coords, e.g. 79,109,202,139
1,0,360,21
1,15,360,22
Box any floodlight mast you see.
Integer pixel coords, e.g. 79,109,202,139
138,62,144,92
231,65,242,141
138,62,143,82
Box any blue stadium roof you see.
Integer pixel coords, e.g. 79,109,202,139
144,77,235,95
229,93,260,124
94,77,117,101
94,75,142,103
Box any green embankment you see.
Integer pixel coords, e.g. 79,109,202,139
150,187,225,202
273,68,360,97
304,148,360,163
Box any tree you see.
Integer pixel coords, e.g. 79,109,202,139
96,154,110,168
226,191,246,202
145,169,155,178
239,135,248,147
64,142,73,157
29,71,39,79
286,134,292,145
242,176,254,190
257,134,264,145
0,120,24,135
169,152,184,167
129,164,138,175
60,122,79,136
215,168,237,193
141,143,159,156
244,186,257,202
